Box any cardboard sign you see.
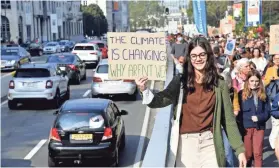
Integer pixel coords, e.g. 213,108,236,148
269,25,279,55
224,39,236,55
107,32,167,81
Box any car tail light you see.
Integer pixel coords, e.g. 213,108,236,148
46,80,53,88
50,128,61,142
72,52,77,54
102,127,112,140
90,51,98,55
68,64,78,71
93,77,102,82
9,80,15,89
123,79,134,82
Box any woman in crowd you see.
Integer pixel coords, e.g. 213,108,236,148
136,37,246,167
250,48,267,75
234,70,270,167
232,58,251,92
263,54,279,86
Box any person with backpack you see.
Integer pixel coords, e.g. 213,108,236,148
270,93,279,161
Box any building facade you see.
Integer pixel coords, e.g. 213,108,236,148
81,0,129,32
1,0,83,43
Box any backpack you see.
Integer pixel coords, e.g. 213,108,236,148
266,79,279,102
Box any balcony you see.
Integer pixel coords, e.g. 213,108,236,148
66,13,74,20
76,13,83,21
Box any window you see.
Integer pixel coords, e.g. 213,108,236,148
74,46,94,50
1,48,19,55
1,0,11,9
21,1,23,11
15,69,51,78
47,55,75,63
97,43,105,48
111,103,120,114
16,1,19,10
96,65,108,73
107,106,115,125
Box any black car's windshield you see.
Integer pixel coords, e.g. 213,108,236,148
1,49,19,55
29,43,41,48
47,55,75,63
46,43,56,46
15,69,50,78
55,112,105,130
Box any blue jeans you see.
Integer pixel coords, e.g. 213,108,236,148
222,129,235,167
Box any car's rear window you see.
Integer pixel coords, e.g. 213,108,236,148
97,43,105,48
47,55,75,63
74,46,94,50
55,112,105,130
97,65,108,73
15,68,50,78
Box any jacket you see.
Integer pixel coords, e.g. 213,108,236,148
271,93,279,119
235,90,270,130
263,66,279,86
146,76,245,167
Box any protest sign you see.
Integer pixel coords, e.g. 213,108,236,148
107,32,167,81
269,25,279,55
224,39,236,55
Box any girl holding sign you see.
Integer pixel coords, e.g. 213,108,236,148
136,37,246,167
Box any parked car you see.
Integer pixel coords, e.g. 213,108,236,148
48,98,127,167
91,59,137,99
89,40,108,59
43,42,61,54
72,43,102,67
1,46,31,70
7,63,70,109
46,54,86,84
59,40,71,52
27,42,44,56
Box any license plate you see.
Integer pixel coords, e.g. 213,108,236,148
60,67,66,71
105,81,121,85
23,82,36,87
70,134,93,140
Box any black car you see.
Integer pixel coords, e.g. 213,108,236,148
48,98,127,167
46,54,86,84
27,43,44,56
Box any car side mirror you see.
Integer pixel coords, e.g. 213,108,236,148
53,110,59,115
119,110,128,116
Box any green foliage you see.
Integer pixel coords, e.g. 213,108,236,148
129,1,166,31
81,4,108,36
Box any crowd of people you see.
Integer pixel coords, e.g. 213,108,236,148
136,32,279,167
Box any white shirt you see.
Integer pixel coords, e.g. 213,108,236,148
251,57,267,73
142,89,154,105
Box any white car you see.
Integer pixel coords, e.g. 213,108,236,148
72,43,102,66
43,42,61,54
91,59,137,100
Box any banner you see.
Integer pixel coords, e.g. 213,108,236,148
224,39,236,55
245,0,262,26
269,25,279,55
108,32,167,81
233,3,242,21
192,0,208,36
50,14,58,34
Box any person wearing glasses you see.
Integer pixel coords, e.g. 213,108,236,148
136,37,246,167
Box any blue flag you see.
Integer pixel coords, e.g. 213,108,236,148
192,0,208,36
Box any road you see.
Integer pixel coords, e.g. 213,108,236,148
1,55,147,167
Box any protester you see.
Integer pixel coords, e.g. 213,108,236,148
270,93,279,161
136,37,246,167
250,48,267,75
232,58,251,92
234,70,270,167
263,54,279,86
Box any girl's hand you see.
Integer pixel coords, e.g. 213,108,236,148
135,77,148,92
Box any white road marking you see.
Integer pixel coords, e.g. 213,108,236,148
133,80,155,167
83,89,91,97
24,139,47,160
1,100,8,106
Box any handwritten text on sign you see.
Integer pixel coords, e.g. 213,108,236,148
108,32,167,81
270,25,279,55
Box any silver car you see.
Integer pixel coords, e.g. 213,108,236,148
8,63,70,109
91,59,137,99
43,42,61,54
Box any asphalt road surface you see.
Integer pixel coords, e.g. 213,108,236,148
1,55,147,167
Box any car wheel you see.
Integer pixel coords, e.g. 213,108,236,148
120,132,126,150
48,156,58,167
8,100,18,110
111,148,119,167
52,90,61,109
75,73,81,85
64,85,70,100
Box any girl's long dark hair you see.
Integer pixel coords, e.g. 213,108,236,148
181,37,220,92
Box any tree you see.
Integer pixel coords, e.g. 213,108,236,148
81,4,108,37
129,1,165,31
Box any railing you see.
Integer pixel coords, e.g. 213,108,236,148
142,45,181,167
